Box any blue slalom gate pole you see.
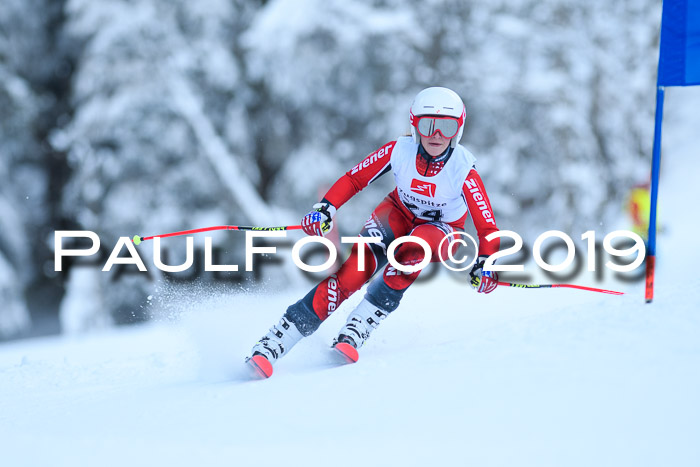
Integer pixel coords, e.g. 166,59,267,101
645,86,665,303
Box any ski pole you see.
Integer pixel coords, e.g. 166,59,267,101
131,224,303,245
497,281,624,295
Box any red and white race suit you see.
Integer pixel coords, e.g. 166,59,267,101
301,136,500,322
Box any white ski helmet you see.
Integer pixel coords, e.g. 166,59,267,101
409,87,466,148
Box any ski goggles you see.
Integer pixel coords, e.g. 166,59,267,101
410,114,463,139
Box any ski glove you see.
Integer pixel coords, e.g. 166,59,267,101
469,255,498,294
301,202,337,237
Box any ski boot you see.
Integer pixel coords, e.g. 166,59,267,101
246,316,303,378
332,298,389,363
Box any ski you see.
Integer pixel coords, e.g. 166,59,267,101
247,343,358,380
332,342,359,364
246,354,273,379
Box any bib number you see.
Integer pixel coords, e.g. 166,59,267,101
403,202,443,222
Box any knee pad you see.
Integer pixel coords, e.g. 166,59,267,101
366,277,405,313
284,289,323,337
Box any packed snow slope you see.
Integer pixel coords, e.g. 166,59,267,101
1,88,699,467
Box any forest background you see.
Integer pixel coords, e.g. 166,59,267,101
0,0,662,339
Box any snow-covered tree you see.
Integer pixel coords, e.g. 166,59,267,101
0,0,60,337
53,0,304,325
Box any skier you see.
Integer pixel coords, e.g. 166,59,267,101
247,87,501,378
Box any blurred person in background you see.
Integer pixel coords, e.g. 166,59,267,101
626,181,663,243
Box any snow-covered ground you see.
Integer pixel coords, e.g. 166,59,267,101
2,87,699,467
